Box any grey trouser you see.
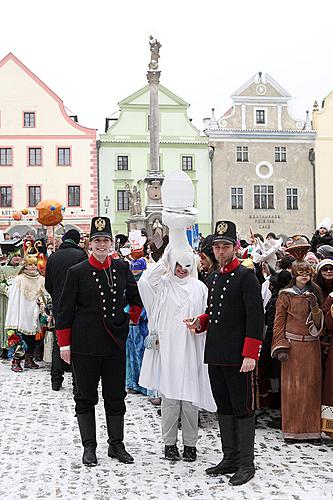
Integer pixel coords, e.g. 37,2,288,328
161,395,199,447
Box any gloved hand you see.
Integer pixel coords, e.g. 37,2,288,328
305,292,318,308
277,351,289,363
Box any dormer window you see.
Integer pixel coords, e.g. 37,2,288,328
23,112,35,128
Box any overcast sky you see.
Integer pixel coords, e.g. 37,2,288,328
1,0,332,132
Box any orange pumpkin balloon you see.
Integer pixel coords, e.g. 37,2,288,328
36,199,64,226
12,211,22,221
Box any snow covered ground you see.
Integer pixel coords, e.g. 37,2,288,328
0,360,332,500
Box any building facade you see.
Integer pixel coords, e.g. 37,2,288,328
99,84,211,235
205,73,315,239
312,95,333,225
0,53,97,234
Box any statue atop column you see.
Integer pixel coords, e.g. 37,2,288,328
148,35,162,71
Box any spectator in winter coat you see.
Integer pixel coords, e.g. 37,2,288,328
311,218,333,253
45,229,87,390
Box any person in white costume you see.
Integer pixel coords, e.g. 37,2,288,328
5,253,45,372
138,244,217,462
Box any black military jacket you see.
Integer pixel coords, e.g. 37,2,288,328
56,255,142,355
202,259,264,365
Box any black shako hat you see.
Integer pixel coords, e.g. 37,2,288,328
90,217,112,240
212,220,237,245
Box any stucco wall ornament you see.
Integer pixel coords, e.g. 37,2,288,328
255,161,273,179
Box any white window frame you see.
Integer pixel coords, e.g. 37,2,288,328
286,187,298,210
253,184,274,210
236,146,249,162
254,107,267,126
230,187,244,209
275,146,287,163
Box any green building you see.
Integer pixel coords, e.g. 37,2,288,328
99,84,211,235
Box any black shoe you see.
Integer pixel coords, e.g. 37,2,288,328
52,382,62,391
205,458,239,475
183,446,197,462
82,445,97,466
229,465,255,486
108,442,134,464
165,445,180,461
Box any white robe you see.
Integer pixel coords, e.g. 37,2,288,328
5,274,45,336
138,261,217,413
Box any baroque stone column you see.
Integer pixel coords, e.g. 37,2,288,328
144,36,164,219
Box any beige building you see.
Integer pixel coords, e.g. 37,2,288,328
0,53,97,234
312,95,333,225
205,73,315,239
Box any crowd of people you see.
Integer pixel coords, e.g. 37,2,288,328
0,215,333,486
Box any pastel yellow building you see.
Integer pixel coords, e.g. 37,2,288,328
312,96,333,225
0,53,97,234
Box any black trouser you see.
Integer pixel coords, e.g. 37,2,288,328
72,350,126,416
21,334,35,355
208,365,254,417
51,332,65,384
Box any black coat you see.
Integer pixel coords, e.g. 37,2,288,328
45,242,87,317
56,258,142,355
311,232,333,252
204,264,264,365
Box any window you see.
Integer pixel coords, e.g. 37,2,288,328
24,112,35,128
0,148,12,166
231,187,244,209
236,146,248,162
286,188,298,210
117,190,129,211
254,185,274,209
182,156,193,171
0,186,12,207
275,146,287,162
28,148,42,166
28,186,41,207
117,156,129,170
256,110,265,125
57,147,71,166
68,185,81,207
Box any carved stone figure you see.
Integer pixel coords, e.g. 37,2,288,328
125,183,142,216
148,35,161,70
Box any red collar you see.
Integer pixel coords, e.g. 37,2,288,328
89,254,111,270
219,257,241,275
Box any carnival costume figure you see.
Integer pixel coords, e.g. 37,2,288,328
5,247,45,372
272,236,323,442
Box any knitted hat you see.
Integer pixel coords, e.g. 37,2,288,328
62,229,81,244
317,245,333,259
317,258,333,274
304,252,319,265
317,217,332,232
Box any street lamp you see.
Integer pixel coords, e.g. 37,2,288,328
104,195,111,214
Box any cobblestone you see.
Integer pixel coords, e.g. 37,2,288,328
0,360,332,499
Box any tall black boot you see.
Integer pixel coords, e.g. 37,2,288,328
106,415,134,464
229,415,255,486
206,414,240,475
77,411,97,466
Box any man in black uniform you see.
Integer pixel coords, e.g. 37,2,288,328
45,229,87,390
185,221,264,486
56,217,142,466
